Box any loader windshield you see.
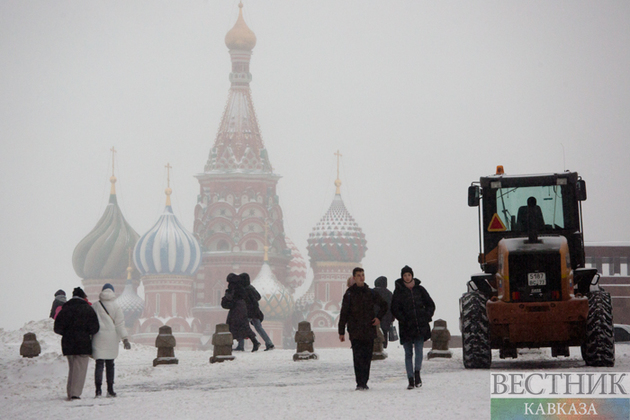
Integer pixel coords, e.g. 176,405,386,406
495,185,565,232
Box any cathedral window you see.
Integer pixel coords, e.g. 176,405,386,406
217,240,229,251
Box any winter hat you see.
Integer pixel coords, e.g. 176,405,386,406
72,287,87,299
239,273,251,287
102,283,114,292
54,289,66,297
401,265,414,278
374,276,387,288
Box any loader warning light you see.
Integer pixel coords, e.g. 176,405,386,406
488,213,507,232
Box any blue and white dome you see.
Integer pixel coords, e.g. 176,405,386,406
134,205,201,276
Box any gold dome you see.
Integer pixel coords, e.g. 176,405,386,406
225,2,256,51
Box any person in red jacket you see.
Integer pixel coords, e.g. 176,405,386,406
339,267,388,391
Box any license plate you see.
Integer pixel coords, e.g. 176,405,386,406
528,272,546,286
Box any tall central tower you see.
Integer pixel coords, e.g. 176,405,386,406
192,3,291,341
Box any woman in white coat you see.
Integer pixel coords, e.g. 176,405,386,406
92,283,130,397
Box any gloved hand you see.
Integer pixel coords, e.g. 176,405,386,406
123,338,131,350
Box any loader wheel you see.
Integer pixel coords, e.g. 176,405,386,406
461,291,491,369
581,290,615,367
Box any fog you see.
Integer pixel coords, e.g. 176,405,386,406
1,1,629,332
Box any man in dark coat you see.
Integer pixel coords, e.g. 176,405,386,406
391,265,435,389
240,273,275,351
53,287,100,400
339,267,388,390
221,273,260,352
373,276,394,348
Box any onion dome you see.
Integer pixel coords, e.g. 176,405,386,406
225,2,256,51
73,174,139,279
134,174,201,276
252,244,294,320
295,281,315,313
117,258,144,329
307,192,367,263
285,236,307,291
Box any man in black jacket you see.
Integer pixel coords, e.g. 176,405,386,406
339,267,388,390
54,287,99,400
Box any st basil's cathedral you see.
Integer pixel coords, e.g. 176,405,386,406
71,3,366,349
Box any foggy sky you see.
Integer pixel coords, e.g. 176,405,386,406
1,1,629,331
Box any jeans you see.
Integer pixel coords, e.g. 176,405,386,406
403,338,424,378
94,359,115,386
238,318,273,348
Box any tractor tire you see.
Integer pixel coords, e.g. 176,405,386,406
460,291,491,369
581,290,615,367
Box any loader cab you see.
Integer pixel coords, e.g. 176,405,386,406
469,169,587,273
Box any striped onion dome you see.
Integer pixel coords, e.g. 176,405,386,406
133,204,201,276
73,186,139,279
285,236,307,291
252,262,294,321
307,193,367,263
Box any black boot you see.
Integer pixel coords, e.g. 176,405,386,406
95,359,104,397
407,377,415,390
107,383,116,398
415,371,422,388
252,338,261,352
106,360,116,396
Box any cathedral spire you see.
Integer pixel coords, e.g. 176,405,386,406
165,162,172,207
110,146,117,197
334,150,342,195
203,2,272,174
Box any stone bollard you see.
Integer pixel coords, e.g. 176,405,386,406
427,319,452,359
371,327,387,360
210,323,235,364
20,332,41,358
293,321,318,361
153,325,179,367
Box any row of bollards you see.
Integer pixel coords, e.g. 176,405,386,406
20,319,452,363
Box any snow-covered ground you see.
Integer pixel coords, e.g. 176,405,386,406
1,319,629,419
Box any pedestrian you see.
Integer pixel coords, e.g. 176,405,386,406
49,289,67,319
373,276,394,348
390,265,435,390
92,283,131,398
338,267,388,391
221,273,261,352
238,273,275,351
53,287,100,400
